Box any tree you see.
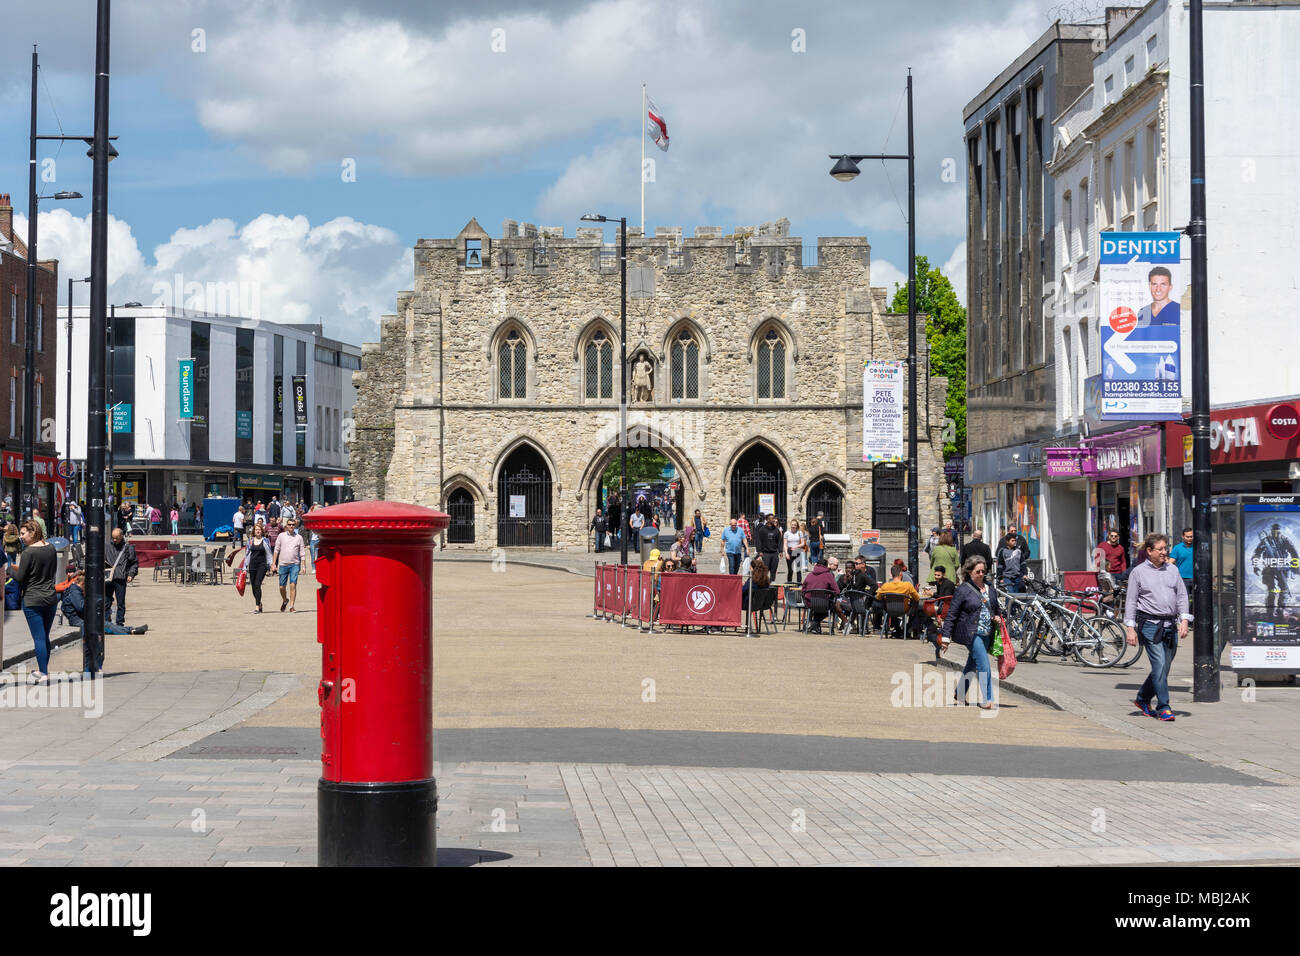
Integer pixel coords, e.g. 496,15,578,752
889,256,967,458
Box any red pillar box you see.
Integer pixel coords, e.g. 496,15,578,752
303,500,448,867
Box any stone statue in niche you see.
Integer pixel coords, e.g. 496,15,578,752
631,355,654,404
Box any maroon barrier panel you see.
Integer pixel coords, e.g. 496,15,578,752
657,572,744,627
1063,571,1099,594
593,563,601,616
625,568,641,620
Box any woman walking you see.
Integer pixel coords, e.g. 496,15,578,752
170,506,180,536
10,519,58,682
783,518,808,585
240,522,274,613
941,555,1003,710
928,530,961,584
807,515,826,567
692,509,709,556
67,500,83,545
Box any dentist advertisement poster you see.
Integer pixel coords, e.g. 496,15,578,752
1099,232,1186,420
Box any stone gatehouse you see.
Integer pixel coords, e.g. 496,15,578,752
350,216,950,554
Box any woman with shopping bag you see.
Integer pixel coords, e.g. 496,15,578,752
239,522,275,613
940,555,1003,710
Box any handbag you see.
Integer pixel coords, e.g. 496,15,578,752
719,554,728,574
741,556,753,577
997,619,1016,680
235,569,248,596
603,532,612,548
989,627,1004,658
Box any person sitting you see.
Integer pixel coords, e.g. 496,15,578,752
922,565,958,655
670,531,697,571
874,564,921,638
800,557,840,634
741,556,771,606
835,555,878,632
890,558,914,585
642,548,661,573
58,569,149,635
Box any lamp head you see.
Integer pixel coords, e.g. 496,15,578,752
830,155,860,182
52,191,82,201
580,213,607,223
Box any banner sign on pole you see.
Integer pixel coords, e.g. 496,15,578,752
111,403,132,434
1099,232,1185,420
293,376,308,431
236,409,253,440
179,360,195,419
863,360,905,462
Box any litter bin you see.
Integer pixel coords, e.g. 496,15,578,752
638,527,660,564
857,542,887,582
48,536,70,585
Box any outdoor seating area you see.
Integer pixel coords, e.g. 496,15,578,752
152,544,227,585
592,562,951,640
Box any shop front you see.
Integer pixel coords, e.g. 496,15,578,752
964,443,1044,565
235,472,285,505
1083,426,1165,555
1165,400,1300,527
2,451,67,524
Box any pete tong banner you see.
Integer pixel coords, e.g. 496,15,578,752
292,375,307,430
656,574,743,627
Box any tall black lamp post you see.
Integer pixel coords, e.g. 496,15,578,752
580,213,629,565
829,69,920,582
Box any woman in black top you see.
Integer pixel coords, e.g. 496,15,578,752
241,523,274,612
11,519,58,682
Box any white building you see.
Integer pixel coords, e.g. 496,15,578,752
1043,0,1300,573
56,305,359,514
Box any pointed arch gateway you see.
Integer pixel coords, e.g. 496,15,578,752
579,424,702,532
496,442,553,547
728,441,788,526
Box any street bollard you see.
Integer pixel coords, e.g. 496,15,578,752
303,500,448,867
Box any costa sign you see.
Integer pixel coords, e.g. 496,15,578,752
1266,403,1300,441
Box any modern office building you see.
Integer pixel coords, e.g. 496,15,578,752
57,305,359,512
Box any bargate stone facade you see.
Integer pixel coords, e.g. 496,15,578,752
351,216,950,554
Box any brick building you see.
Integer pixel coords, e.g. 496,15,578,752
0,193,60,517
352,217,950,553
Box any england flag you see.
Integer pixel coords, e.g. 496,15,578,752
646,97,670,152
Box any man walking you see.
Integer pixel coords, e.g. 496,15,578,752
1098,529,1129,581
996,531,1026,593
755,513,783,581
272,518,307,612
104,528,139,627
1170,527,1195,606
591,509,608,553
1125,533,1191,722
960,528,993,567
721,517,748,574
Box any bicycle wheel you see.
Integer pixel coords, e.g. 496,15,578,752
1072,618,1126,668
1034,615,1066,657
1117,624,1145,667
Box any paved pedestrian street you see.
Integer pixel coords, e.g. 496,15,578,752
2,559,1298,866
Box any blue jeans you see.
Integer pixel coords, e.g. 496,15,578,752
809,544,823,566
1002,574,1022,594
23,604,56,675
69,525,81,544
959,632,994,703
1137,618,1179,711
726,551,743,574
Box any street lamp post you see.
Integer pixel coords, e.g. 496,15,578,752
85,0,113,676
829,69,920,582
581,214,629,566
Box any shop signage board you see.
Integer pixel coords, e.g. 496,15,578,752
236,410,253,440
1044,447,1088,479
862,360,904,463
293,376,308,431
1233,495,1300,670
1164,401,1300,469
179,360,195,419
111,403,132,434
1099,231,1185,420
1083,428,1163,479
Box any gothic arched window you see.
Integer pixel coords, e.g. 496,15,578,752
670,329,699,400
585,329,613,400
756,328,787,399
498,330,527,399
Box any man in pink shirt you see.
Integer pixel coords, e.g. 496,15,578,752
272,518,308,612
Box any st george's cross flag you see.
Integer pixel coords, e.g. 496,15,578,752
646,97,670,151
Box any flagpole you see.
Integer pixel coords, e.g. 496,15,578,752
640,83,646,236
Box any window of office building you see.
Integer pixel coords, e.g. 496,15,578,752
235,327,254,463
273,334,283,465
191,322,210,462
111,315,136,459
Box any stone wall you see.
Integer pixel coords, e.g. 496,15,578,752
351,217,950,554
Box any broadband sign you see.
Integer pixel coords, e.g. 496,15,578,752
1099,232,1185,421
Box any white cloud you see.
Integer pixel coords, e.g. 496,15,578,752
943,240,968,307
869,257,909,304
19,209,409,345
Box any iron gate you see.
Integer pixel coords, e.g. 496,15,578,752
872,462,908,530
446,488,475,544
497,449,552,547
805,481,844,535
730,447,787,524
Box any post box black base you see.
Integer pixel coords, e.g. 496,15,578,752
318,778,437,866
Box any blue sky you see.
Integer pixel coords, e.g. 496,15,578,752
0,0,1080,344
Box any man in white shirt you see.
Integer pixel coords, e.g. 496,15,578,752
232,507,246,547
